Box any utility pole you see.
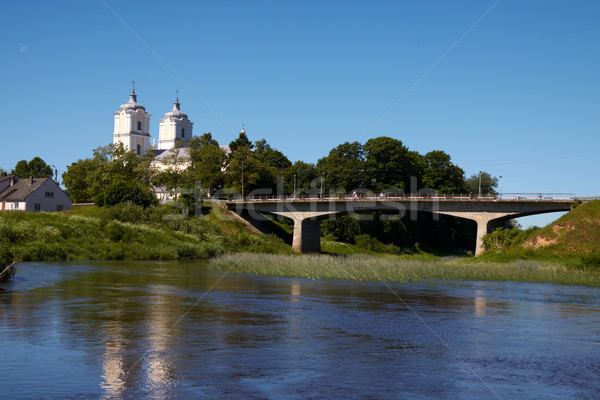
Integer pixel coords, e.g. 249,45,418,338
293,174,296,199
478,171,482,198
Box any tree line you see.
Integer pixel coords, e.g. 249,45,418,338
59,132,498,205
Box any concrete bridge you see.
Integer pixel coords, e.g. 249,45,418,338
223,195,578,256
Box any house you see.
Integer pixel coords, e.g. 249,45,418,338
0,176,72,212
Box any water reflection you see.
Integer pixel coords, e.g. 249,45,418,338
1,261,599,399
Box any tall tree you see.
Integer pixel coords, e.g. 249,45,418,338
465,171,499,195
187,133,227,193
284,161,318,197
364,136,413,193
228,130,253,153
226,146,261,198
317,141,366,194
11,157,53,178
252,138,292,193
421,150,466,194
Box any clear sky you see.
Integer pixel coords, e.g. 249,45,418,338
1,1,598,226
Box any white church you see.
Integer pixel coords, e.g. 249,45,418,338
112,85,194,163
112,85,231,201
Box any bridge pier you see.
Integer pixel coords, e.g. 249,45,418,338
292,218,322,253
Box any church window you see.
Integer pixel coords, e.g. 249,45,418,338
181,128,185,138
137,144,141,155
137,121,142,131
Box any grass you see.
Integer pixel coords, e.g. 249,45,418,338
208,253,600,286
0,202,292,264
478,201,600,269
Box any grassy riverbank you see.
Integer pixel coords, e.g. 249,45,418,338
208,253,600,286
0,203,292,264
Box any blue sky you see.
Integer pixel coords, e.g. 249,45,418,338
1,1,598,226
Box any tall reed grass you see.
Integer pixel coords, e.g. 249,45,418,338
209,253,600,286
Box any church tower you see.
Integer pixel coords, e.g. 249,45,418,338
113,83,152,155
158,93,194,150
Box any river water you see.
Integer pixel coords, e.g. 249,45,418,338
0,261,599,399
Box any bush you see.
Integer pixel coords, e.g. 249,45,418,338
103,181,157,208
103,202,148,223
0,247,15,266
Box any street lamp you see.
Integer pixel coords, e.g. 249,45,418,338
478,171,482,198
320,176,324,198
293,174,296,199
241,160,245,200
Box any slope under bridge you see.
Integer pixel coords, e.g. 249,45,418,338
222,195,579,256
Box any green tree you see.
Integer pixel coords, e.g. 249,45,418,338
317,141,366,194
187,133,227,194
252,138,292,193
228,130,253,153
62,143,154,204
11,157,53,178
321,215,362,243
104,181,157,208
364,136,415,193
465,171,499,195
61,158,104,203
284,161,318,197
226,146,262,198
421,150,466,194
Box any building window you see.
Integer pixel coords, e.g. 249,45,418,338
45,191,54,197
14,202,19,209
137,121,142,131
181,128,185,138
136,144,141,155
57,205,63,212
34,203,41,211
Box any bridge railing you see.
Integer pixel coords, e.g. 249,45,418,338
216,193,594,202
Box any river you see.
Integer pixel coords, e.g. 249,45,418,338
0,261,599,399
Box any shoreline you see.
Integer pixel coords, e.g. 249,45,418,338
208,253,600,287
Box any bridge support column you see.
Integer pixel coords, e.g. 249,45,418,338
292,218,321,253
474,217,505,256
438,211,513,256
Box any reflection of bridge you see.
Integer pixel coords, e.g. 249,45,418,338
223,195,586,256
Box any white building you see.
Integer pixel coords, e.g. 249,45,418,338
112,86,152,156
158,95,193,150
0,176,72,212
112,86,194,156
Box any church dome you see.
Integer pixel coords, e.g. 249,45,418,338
120,89,146,111
164,96,187,119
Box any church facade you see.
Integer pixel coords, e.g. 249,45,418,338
112,86,194,156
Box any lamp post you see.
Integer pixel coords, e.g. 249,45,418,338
241,160,244,200
320,177,324,198
478,171,482,198
293,174,296,199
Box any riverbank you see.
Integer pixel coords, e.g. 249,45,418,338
0,203,291,264
208,253,600,286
